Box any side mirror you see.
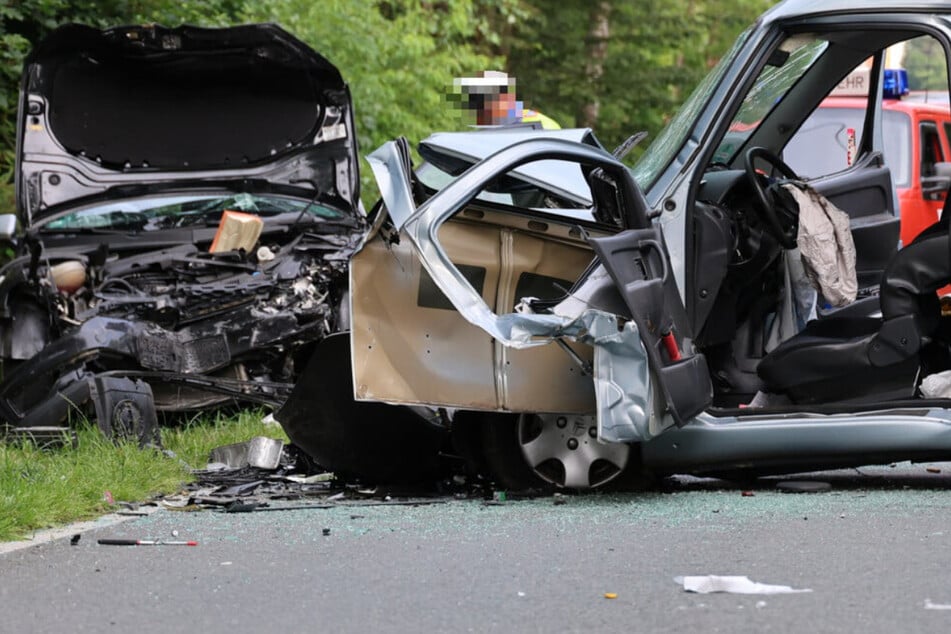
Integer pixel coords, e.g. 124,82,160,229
922,162,951,200
0,214,16,241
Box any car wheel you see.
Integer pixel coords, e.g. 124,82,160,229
482,412,632,490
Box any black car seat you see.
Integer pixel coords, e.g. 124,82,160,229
757,187,951,404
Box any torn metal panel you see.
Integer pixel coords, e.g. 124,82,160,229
400,139,627,348
208,437,285,470
366,139,417,232
366,138,661,442
590,319,655,443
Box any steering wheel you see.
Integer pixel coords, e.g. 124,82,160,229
744,147,801,249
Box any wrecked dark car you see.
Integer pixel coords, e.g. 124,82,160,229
2,23,363,443
280,0,951,491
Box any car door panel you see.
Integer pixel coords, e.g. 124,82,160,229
349,220,500,409
589,228,713,426
350,211,598,413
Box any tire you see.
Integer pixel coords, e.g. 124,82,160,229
480,412,552,491
482,412,650,491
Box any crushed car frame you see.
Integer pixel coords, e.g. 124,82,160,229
280,0,951,490
1,23,364,443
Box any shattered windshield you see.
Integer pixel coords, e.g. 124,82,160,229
712,35,829,164
631,28,750,192
40,193,346,232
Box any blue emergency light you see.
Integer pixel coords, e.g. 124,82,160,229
883,68,909,99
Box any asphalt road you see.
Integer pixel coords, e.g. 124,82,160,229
4,464,951,633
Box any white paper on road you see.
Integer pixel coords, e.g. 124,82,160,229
924,599,951,610
678,575,812,595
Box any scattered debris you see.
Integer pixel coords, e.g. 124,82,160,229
153,438,502,515
4,426,77,450
222,499,447,513
285,473,335,484
208,437,285,470
97,538,197,546
604,593,618,600
70,534,81,546
678,575,812,595
755,601,767,609
225,501,264,513
103,491,115,505
776,481,831,492
926,467,942,474
322,528,331,536
741,491,755,497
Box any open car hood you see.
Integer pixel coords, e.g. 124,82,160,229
417,128,603,207
17,23,360,225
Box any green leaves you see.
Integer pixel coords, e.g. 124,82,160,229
507,0,776,164
243,0,501,201
0,0,779,209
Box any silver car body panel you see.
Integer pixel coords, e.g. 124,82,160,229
366,138,663,441
366,142,417,232
418,128,599,208
643,408,951,473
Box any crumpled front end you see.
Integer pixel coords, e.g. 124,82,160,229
0,220,362,442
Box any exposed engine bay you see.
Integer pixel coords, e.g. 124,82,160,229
4,22,367,445
0,206,362,443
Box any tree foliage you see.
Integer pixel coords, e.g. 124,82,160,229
507,0,776,161
0,0,781,208
242,0,500,197
904,35,949,93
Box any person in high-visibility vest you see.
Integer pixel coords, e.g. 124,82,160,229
453,70,561,130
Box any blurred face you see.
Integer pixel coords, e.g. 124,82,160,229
476,91,516,125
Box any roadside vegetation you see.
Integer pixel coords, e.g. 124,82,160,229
0,411,287,541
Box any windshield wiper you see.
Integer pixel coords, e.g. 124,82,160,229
39,226,136,236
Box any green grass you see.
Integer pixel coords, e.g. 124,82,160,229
0,409,288,542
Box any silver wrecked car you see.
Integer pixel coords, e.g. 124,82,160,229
280,0,951,490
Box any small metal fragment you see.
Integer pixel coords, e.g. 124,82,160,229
208,437,284,470
776,481,831,493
